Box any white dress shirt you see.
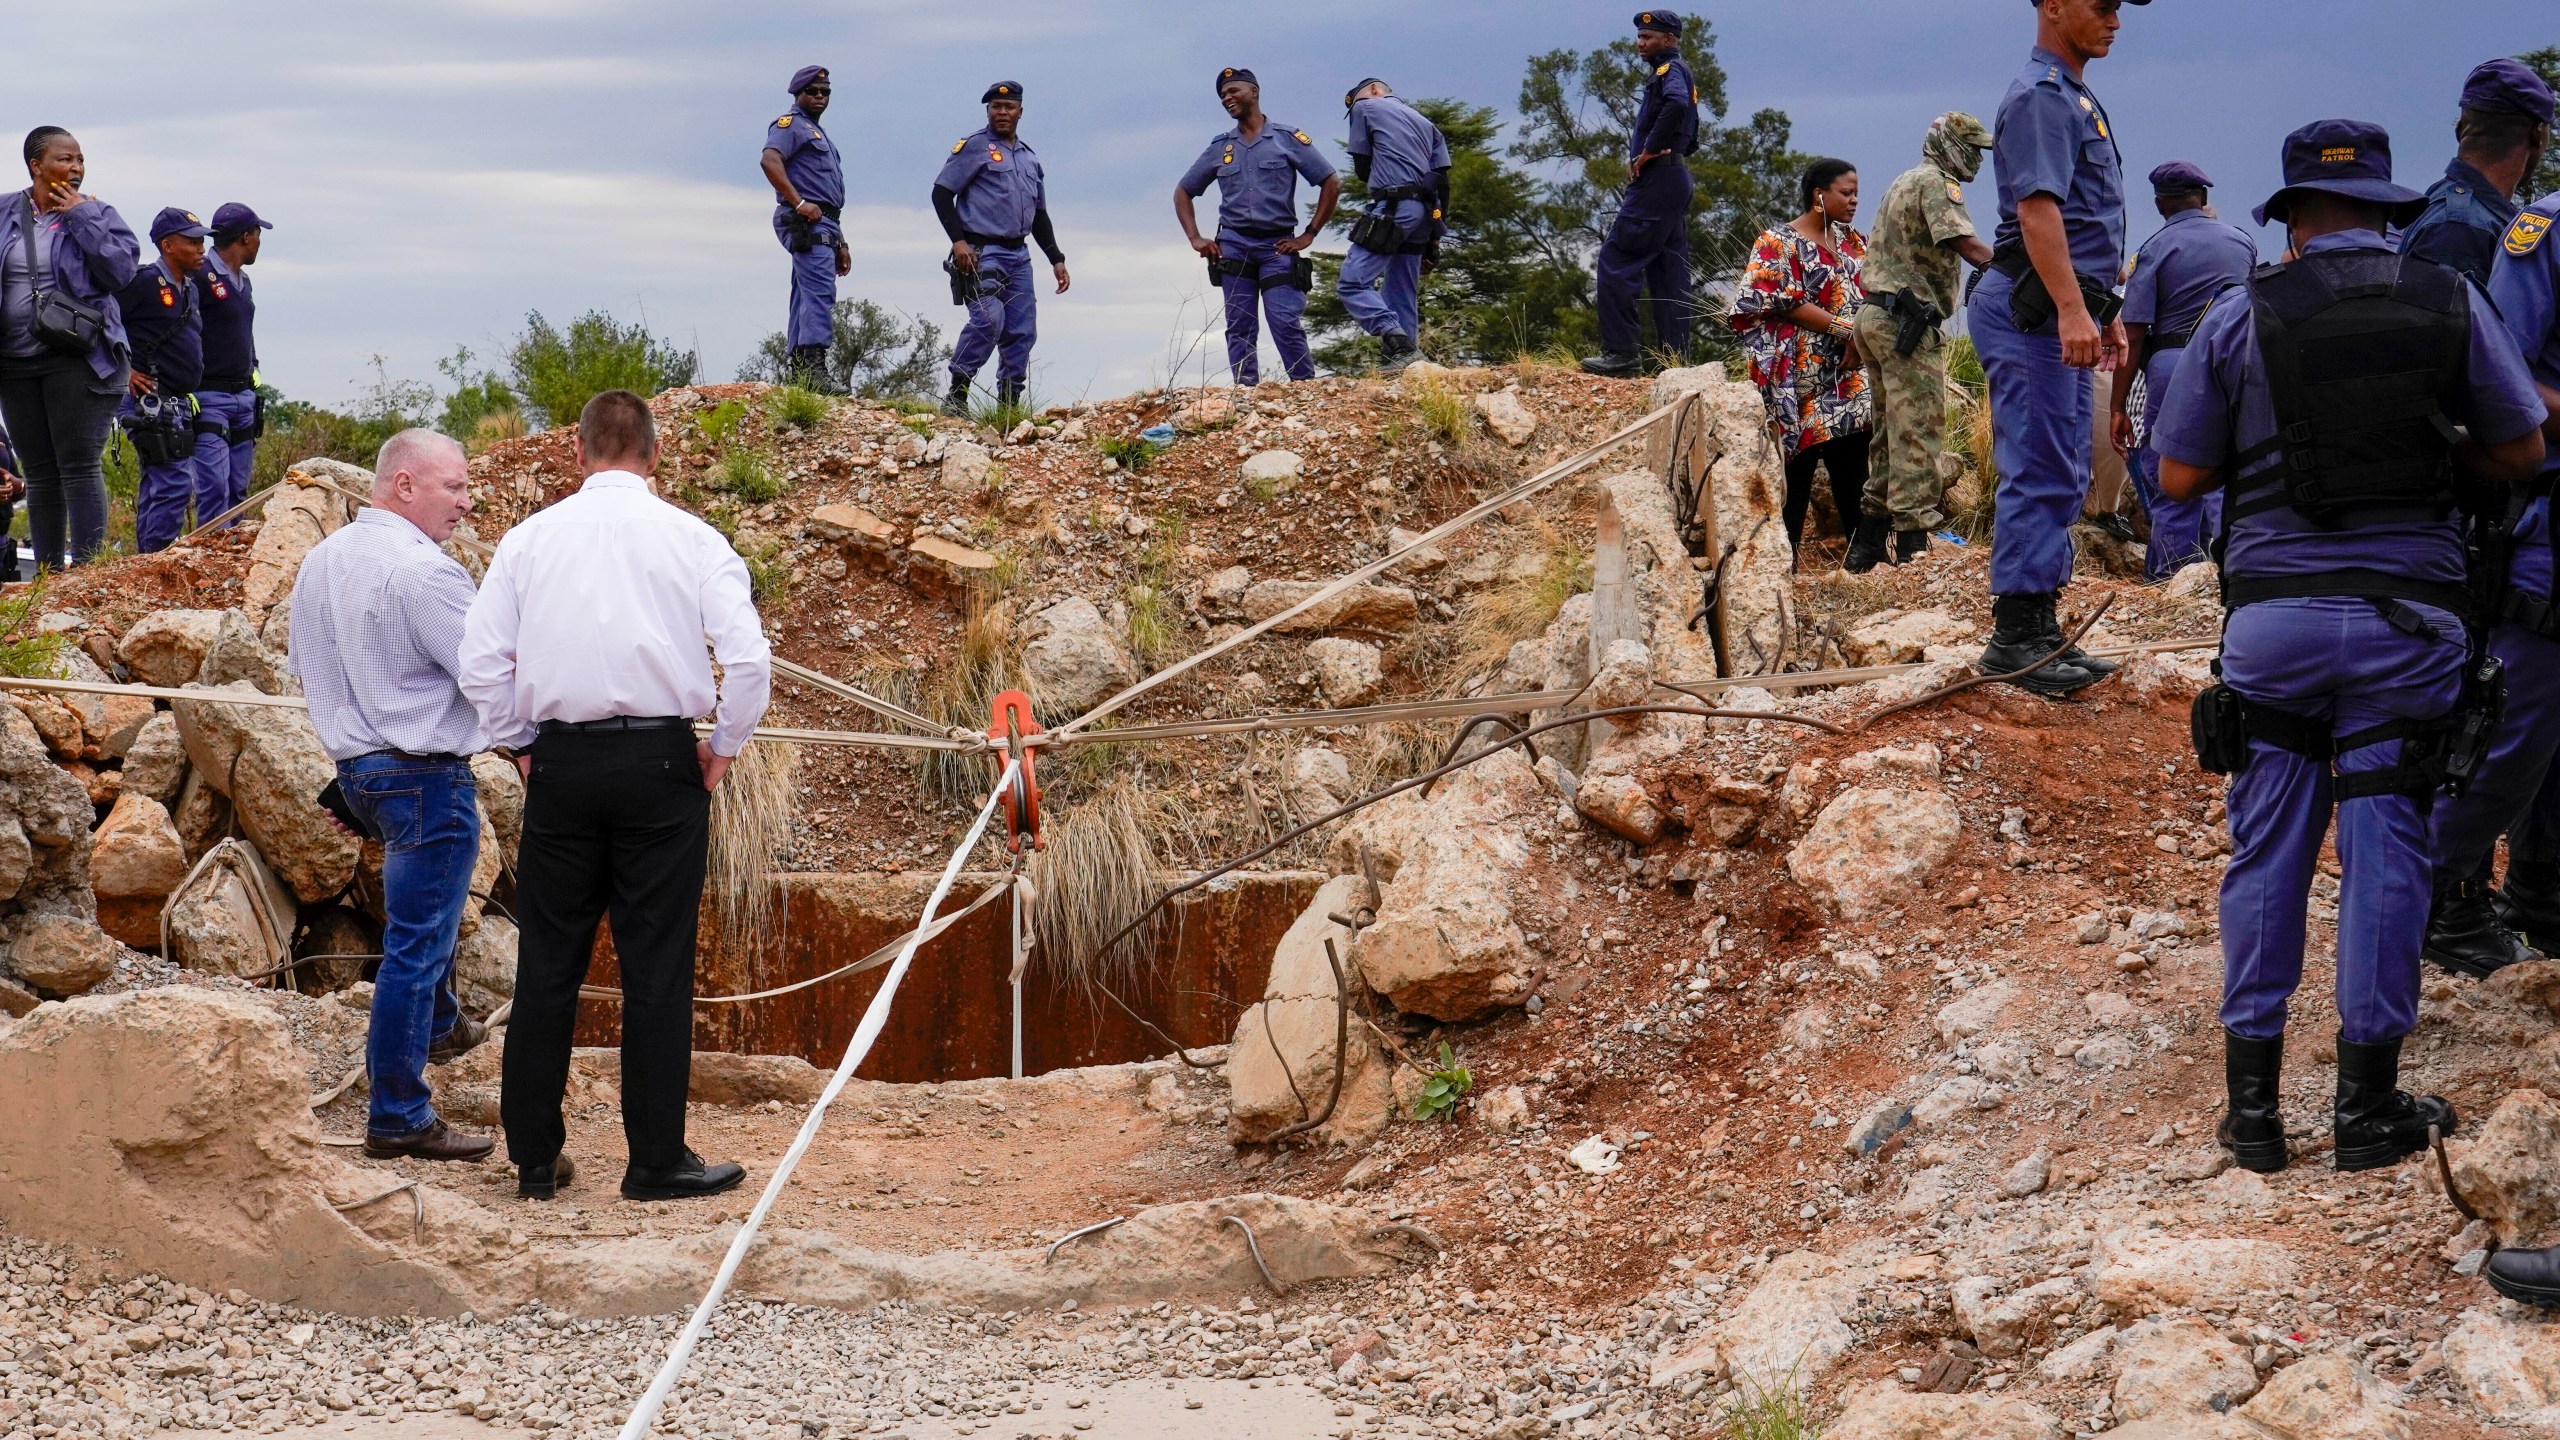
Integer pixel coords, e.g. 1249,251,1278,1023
458,471,772,756
287,509,489,760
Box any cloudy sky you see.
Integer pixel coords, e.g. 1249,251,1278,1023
15,2,2555,410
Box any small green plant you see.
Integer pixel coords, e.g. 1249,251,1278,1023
1096,434,1154,473
696,399,750,448
1244,471,1289,503
700,501,741,541
1412,1043,1473,1122
971,393,1038,434
710,450,787,504
1719,1374,1821,1440
767,384,829,431
1408,377,1473,447
1125,584,1178,665
0,581,69,678
733,535,793,605
895,410,939,435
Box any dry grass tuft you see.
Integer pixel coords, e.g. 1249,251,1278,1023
1028,777,1166,995
705,741,800,962
1447,520,1590,687
906,600,1033,805
1407,375,1475,448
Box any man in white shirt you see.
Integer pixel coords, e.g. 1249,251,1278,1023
459,390,772,1202
289,428,494,1164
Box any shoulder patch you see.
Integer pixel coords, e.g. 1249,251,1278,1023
2508,211,2552,257
775,116,794,128
953,139,968,153
1947,182,1963,203
1655,63,1670,77
1294,130,1311,145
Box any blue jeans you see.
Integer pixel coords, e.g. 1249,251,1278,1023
2219,597,2465,1044
342,753,481,1139
1969,266,2092,597
949,242,1038,390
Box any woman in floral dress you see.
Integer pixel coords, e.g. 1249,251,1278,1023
1731,159,1874,559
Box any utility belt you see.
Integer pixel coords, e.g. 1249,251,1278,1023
1208,249,1315,293
123,387,196,466
2140,323,2198,371
943,255,1000,306
1348,186,1440,256
1868,289,1946,358
782,201,843,254
1981,243,2123,332
962,231,1027,249
195,385,263,445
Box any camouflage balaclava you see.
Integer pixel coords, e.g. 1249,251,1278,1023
1926,111,1993,184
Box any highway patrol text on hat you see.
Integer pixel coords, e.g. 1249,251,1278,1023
2462,57,2557,126
981,81,1022,104
789,65,830,95
2254,118,2428,228
149,207,211,243
1633,9,1683,35
2149,160,2214,195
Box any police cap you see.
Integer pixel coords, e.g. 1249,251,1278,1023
2461,58,2557,127
1344,78,1388,111
2148,160,2214,195
981,81,1024,104
789,65,829,96
2253,118,2427,228
208,203,272,240
149,207,211,243
1633,10,1682,35
1217,67,1258,96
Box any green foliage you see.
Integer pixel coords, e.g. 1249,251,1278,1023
1125,511,1187,665
434,347,522,450
1413,1043,1473,1122
971,393,1038,434
696,399,751,448
735,535,793,605
1718,1378,1821,1440
1096,434,1155,473
709,450,786,504
739,298,952,401
2525,48,2560,201
0,581,68,679
1407,376,1474,447
507,309,698,429
768,384,829,431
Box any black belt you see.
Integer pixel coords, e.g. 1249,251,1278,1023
963,231,1027,248
1367,184,1433,203
201,375,254,394
1226,223,1294,240
2150,325,2197,352
2221,569,2476,621
539,715,692,735
351,749,468,765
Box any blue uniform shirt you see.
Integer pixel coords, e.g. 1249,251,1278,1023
2124,208,2258,337
1346,96,1449,194
2401,159,2519,288
193,249,256,390
2489,195,2560,598
112,260,204,394
764,108,844,210
1631,55,1699,159
1178,122,1337,235
2153,230,2547,590
1991,46,2127,279
935,128,1047,240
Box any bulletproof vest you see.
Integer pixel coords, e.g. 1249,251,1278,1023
2227,247,2470,534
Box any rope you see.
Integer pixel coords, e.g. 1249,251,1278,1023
771,657,955,739
614,758,1019,1440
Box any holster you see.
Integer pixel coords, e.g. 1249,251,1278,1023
125,390,194,466
1875,291,1943,358
943,257,996,307
1348,208,1405,254
1992,246,2123,332
2190,684,2254,775
2442,655,2507,797
1265,256,1315,292
227,392,264,446
785,214,817,254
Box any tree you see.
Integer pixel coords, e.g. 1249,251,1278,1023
435,347,524,451
738,299,952,400
2526,47,2560,202
505,310,698,430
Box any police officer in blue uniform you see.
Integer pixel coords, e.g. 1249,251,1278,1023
2108,162,2257,581
934,82,1069,416
1971,0,2146,696
1175,69,1343,388
2153,120,2547,1176
2401,59,2554,288
192,203,271,521
1338,79,1448,374
761,65,851,394
112,208,212,553
1583,11,1702,379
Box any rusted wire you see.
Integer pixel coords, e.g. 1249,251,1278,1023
1263,936,1357,1145
1043,1216,1127,1265
1854,593,2118,730
1223,1215,1285,1294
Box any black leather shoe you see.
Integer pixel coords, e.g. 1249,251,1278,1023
1842,515,1891,573
2427,880,2540,979
2334,1033,2457,1172
1892,529,1932,564
2487,1246,2560,1308
1981,594,2103,697
2218,1029,2288,1173
1377,333,1423,375
2502,859,2560,955
622,1150,747,1202
364,1119,495,1163
518,1153,576,1200
427,1014,489,1065
941,375,973,418
1579,351,1644,379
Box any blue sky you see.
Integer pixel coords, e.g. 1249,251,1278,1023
14,1,2554,409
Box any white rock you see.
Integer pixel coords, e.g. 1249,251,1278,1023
1822,1385,2063,1440
1575,773,1665,844
2092,1228,2300,1317
938,440,997,495
1567,1136,1621,1175
1472,389,1539,447
2446,1307,2560,1432
1241,450,1304,493
1913,1075,2005,1130
2036,1325,2118,1381
1305,637,1385,707
1788,786,1963,919
1280,747,1353,821
1840,609,1973,667
1649,1252,1860,1398
1934,979,2017,1045
1955,1274,2081,1359
1020,597,1138,715
2112,1315,2258,1421
1998,1148,2052,1198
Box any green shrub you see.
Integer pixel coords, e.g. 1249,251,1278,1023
1096,434,1154,473
1413,1043,1473,1121
735,535,792,605
0,581,67,678
709,450,786,504
435,347,520,448
768,385,829,431
507,309,698,429
696,399,750,448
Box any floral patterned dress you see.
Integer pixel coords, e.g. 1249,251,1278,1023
1731,222,1873,460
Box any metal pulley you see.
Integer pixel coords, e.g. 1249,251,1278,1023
985,689,1044,853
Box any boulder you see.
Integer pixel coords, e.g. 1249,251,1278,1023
89,793,187,930
115,609,226,688
1788,787,1963,919
1822,1385,2062,1440
2445,1307,2560,1433
2236,1352,2413,1439
1586,636,1653,717
1306,637,1385,707
1646,368,1793,676
2091,1228,2299,1317
1841,609,1973,667
8,692,85,761
1576,773,1665,844
172,682,363,903
2449,1089,2560,1246
196,609,293,696
455,914,518,1014
1241,450,1304,494
1021,598,1137,717
1227,875,1396,1145
1953,1274,2079,1360
165,840,296,980
172,768,230,863
937,440,996,495
1201,566,1254,617
1241,580,1420,635
120,713,186,805
1281,747,1353,822
2110,1316,2258,1421
471,752,525,871
1331,747,1541,1021
243,461,365,619
1472,390,1538,447
0,706,94,917
1648,1251,1860,1397
5,915,121,997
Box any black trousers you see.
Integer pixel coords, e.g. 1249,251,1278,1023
501,727,711,1172
1781,431,1873,555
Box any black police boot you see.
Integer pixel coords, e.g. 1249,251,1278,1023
994,378,1026,414
2217,1029,2288,1174
2333,1033,2457,1172
2037,593,2120,677
2486,1246,2560,1309
1893,529,1932,564
1377,332,1422,375
2501,858,2560,955
789,345,834,394
1979,593,2102,697
941,374,973,418
1580,350,1644,378
2425,878,2540,979
1842,515,1892,574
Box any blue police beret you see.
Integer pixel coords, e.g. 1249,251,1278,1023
208,203,271,238
1634,10,1682,34
2462,58,2556,127
789,65,829,96
2149,160,2213,194
1344,77,1389,111
149,207,210,243
2254,119,2427,228
981,81,1023,104
1217,67,1258,95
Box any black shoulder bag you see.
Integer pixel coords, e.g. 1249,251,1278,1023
18,194,109,359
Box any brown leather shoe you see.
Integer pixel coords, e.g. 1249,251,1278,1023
519,1153,576,1200
428,1014,489,1065
363,1119,495,1163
